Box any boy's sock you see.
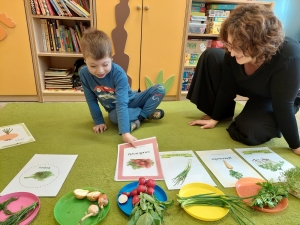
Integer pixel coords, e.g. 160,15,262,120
130,120,141,132
138,115,145,123
147,109,164,120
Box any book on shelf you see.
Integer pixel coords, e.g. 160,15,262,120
59,0,73,16
33,0,41,15
46,19,55,51
49,0,63,16
40,19,48,51
30,0,37,15
44,68,71,76
41,0,50,15
45,84,74,89
63,0,90,17
37,0,47,15
45,0,56,16
55,0,70,16
69,27,80,52
70,0,90,17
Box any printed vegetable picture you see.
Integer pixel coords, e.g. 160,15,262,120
0,123,35,149
253,158,284,172
24,171,54,181
223,160,243,180
172,159,192,186
0,128,18,141
127,158,154,169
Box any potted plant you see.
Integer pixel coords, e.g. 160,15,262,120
280,166,300,199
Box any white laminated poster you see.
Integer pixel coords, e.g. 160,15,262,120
0,123,35,149
1,154,78,197
159,150,216,190
196,149,264,188
234,147,295,182
115,137,164,181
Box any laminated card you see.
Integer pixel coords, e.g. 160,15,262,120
0,123,35,149
115,137,164,181
159,150,216,190
1,154,78,196
234,147,295,182
196,149,263,188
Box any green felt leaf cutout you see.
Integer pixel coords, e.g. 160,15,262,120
144,70,175,93
155,70,164,84
145,77,154,89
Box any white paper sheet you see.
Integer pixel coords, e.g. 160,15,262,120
196,149,264,188
159,150,216,190
0,123,35,149
234,147,295,182
1,154,77,197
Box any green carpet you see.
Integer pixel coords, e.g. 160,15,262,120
0,101,299,225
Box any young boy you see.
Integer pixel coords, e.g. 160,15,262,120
79,28,165,146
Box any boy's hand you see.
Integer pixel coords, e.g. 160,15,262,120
122,133,137,147
93,124,107,133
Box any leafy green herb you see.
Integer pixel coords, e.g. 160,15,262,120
127,193,174,225
0,201,38,225
229,170,243,179
172,159,192,186
280,166,300,198
0,197,18,215
177,193,255,225
250,180,288,208
24,171,54,181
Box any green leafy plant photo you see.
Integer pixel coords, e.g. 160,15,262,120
145,70,175,93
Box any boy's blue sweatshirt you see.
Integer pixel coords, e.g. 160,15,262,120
79,63,137,134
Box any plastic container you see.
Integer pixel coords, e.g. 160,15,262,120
189,23,206,34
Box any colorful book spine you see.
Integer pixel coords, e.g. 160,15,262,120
74,31,81,52
49,0,62,16
63,0,84,17
66,29,74,52
206,4,237,10
46,19,55,51
69,27,79,52
74,23,82,39
41,19,51,51
59,0,73,16
45,0,56,15
55,0,69,16
59,25,67,52
70,0,90,16
37,0,46,15
30,0,37,15
33,0,41,15
51,19,60,51
41,0,50,15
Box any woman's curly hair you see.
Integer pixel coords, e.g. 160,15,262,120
219,4,285,63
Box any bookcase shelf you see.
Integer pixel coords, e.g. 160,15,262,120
24,0,94,102
178,0,275,100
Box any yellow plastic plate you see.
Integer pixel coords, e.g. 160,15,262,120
178,182,229,221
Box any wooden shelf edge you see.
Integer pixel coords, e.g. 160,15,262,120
38,52,83,57
32,15,91,21
188,33,219,38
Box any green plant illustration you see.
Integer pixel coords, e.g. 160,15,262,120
229,170,243,179
24,171,54,181
253,158,284,171
172,159,192,185
145,70,175,93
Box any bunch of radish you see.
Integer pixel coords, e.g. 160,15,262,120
118,177,156,205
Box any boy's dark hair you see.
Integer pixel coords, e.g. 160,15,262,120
80,28,112,60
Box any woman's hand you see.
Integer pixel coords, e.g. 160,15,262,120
93,124,107,133
189,119,219,129
292,147,300,156
122,133,137,147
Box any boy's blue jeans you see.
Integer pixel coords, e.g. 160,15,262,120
109,84,165,124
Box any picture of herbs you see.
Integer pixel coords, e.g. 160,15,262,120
172,159,192,186
24,171,54,181
127,159,154,169
253,158,284,171
0,197,38,224
223,160,243,180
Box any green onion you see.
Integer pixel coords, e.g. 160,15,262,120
177,193,256,225
172,159,192,186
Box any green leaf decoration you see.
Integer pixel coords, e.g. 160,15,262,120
145,76,154,89
163,75,175,93
155,70,164,84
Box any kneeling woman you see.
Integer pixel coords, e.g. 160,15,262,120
187,4,300,155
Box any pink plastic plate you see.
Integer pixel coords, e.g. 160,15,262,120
0,192,40,224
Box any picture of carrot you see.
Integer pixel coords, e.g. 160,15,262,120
0,128,18,141
223,160,233,169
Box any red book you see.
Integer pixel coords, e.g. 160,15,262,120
33,0,41,15
37,0,46,15
45,0,56,16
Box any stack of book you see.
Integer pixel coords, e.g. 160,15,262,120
31,0,90,18
40,19,86,52
44,68,73,89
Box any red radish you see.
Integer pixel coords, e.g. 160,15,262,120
132,195,140,205
138,177,146,185
137,185,147,194
131,188,138,197
146,179,156,188
118,194,128,204
122,192,131,197
147,187,155,195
